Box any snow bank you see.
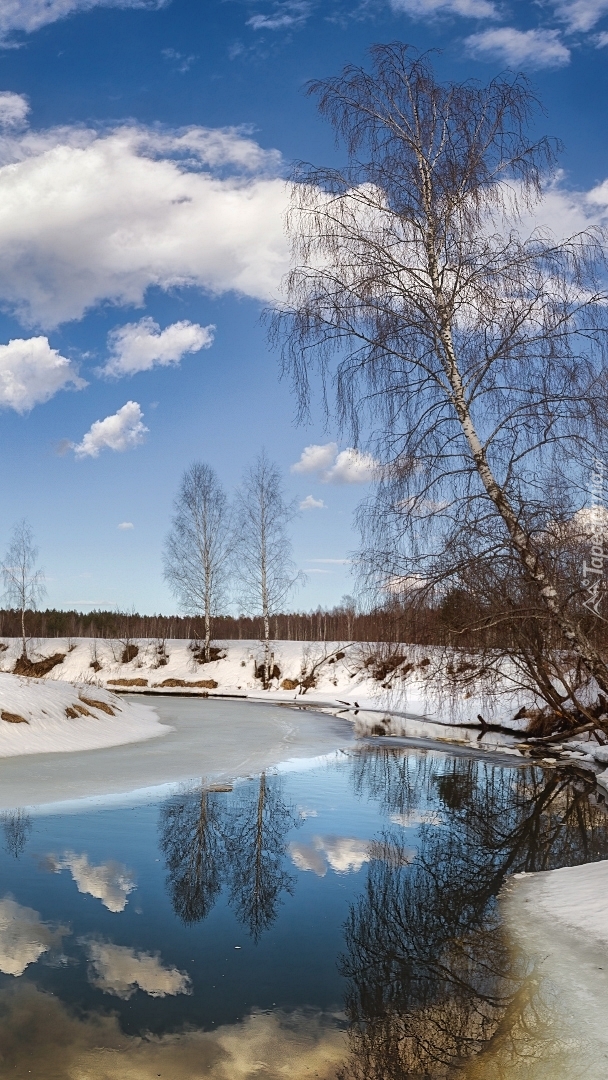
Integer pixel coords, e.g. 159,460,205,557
501,861,608,1078
0,672,168,757
0,638,531,731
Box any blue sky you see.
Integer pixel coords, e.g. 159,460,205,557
0,0,606,614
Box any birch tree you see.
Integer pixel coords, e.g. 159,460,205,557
233,451,302,688
163,462,231,663
1,520,45,660
273,44,608,731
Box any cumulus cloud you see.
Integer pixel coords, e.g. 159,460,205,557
0,335,86,412
291,443,378,484
71,401,148,459
289,836,371,877
85,939,191,999
291,442,338,476
117,521,134,529
300,495,326,510
0,0,167,43
0,897,65,976
102,316,214,377
465,27,571,66
390,0,497,18
0,123,286,328
0,92,29,129
47,852,136,911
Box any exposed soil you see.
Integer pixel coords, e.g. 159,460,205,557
13,653,66,678
121,645,139,664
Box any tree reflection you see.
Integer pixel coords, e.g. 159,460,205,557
159,788,225,924
159,772,298,941
339,751,608,1078
1,809,32,859
225,772,298,942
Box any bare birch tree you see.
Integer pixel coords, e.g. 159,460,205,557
233,451,303,688
272,43,608,731
1,520,45,660
163,462,231,662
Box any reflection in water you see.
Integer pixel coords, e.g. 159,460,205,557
160,788,225,924
84,939,192,999
225,772,299,941
0,810,32,860
160,771,299,940
44,852,136,912
0,898,66,977
339,751,608,1079
0,984,346,1079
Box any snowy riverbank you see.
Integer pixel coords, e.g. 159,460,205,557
0,673,168,757
502,860,608,1078
0,636,530,723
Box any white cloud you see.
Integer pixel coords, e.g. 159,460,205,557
0,0,167,43
0,123,286,328
47,852,136,911
300,495,326,510
0,335,85,412
0,897,65,976
291,442,338,476
325,448,378,484
391,0,497,18
551,0,608,31
102,316,214,377
0,92,29,128
117,521,134,529
72,401,148,459
247,1,311,30
289,835,371,877
85,939,192,999
291,442,377,484
465,27,571,67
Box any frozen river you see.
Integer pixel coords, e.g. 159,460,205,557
0,696,356,812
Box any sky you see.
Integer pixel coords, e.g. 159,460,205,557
0,0,606,615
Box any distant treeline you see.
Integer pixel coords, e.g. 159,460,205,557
4,596,604,649
0,604,442,644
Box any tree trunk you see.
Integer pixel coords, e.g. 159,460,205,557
21,605,26,660
436,295,608,700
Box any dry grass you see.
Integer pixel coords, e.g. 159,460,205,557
107,678,148,687
154,678,218,689
1,711,27,724
79,696,116,716
281,678,299,690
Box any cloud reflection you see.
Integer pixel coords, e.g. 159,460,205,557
0,897,65,976
45,851,136,911
289,836,372,877
0,985,346,1078
84,939,192,999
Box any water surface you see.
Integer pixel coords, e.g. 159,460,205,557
0,702,606,1078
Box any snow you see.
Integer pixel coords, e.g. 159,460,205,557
502,860,608,1077
0,671,168,757
0,636,532,729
